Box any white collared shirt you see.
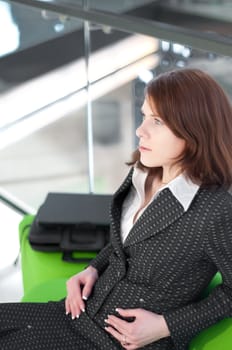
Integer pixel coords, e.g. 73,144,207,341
120,167,200,243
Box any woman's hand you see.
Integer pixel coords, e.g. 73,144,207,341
105,308,170,349
65,265,98,319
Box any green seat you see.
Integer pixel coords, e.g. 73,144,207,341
21,278,67,303
19,215,232,349
190,317,232,350
189,272,232,349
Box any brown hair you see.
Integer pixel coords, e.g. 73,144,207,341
129,68,232,189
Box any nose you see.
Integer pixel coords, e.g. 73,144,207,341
136,121,147,139
136,126,141,138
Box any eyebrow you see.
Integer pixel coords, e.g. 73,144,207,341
140,109,161,118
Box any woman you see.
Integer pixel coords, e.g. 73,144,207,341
1,68,232,350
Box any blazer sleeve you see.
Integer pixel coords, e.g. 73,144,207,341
163,194,232,350
89,242,113,275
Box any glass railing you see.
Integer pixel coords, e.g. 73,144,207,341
89,0,232,27
8,0,231,57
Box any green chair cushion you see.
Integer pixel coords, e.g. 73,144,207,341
190,317,232,350
21,278,67,303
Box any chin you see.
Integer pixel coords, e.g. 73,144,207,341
140,159,161,168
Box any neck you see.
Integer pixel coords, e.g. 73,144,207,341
161,166,182,184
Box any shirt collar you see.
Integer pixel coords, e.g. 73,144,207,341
132,166,200,212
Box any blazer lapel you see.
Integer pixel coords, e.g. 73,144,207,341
109,169,133,261
123,188,185,247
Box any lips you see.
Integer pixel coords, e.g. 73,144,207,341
139,145,152,151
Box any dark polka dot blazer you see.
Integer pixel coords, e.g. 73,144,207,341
0,168,232,350
89,168,232,349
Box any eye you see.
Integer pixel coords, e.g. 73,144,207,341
140,112,164,125
153,118,163,125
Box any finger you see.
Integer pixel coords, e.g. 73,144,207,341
68,299,82,319
65,298,70,315
105,326,124,344
124,345,137,350
123,344,137,350
66,281,85,317
105,327,138,350
106,315,130,335
66,290,83,319
75,294,86,314
82,280,94,300
66,293,82,318
116,308,138,318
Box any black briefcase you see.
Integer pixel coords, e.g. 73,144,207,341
28,193,112,263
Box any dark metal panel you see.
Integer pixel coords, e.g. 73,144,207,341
127,2,232,38
9,0,232,57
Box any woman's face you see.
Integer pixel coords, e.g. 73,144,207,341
136,97,186,169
